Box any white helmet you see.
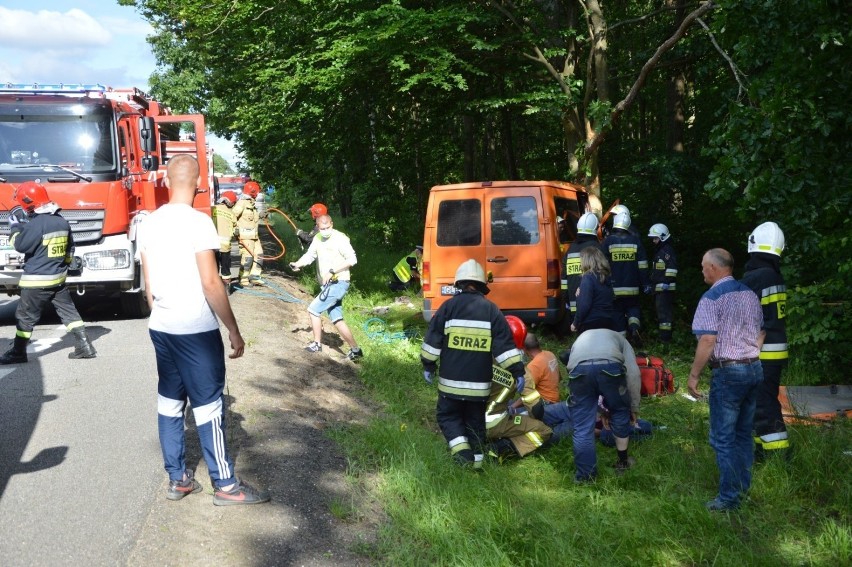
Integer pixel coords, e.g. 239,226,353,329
613,211,631,230
748,222,785,256
611,204,630,217
648,223,670,242
576,212,599,236
454,259,487,286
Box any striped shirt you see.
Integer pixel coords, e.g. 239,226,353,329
692,276,763,361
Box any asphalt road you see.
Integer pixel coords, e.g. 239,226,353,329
0,294,162,566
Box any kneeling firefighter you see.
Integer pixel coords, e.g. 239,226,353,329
485,315,552,460
0,181,96,364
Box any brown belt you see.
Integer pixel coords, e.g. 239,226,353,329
709,357,759,369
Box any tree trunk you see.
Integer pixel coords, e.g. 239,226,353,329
666,0,687,153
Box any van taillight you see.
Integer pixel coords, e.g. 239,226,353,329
422,261,431,293
546,259,559,289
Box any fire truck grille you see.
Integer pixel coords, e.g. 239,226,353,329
0,209,105,246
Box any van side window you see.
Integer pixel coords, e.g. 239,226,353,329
491,197,538,245
437,199,482,246
554,196,581,242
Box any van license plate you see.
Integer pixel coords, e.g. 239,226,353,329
440,285,459,296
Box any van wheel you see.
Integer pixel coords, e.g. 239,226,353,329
120,291,151,318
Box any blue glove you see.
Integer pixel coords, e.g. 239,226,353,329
423,370,433,385
515,375,525,394
8,214,20,226
659,283,670,291
642,284,653,295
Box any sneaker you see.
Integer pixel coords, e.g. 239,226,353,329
213,479,271,506
166,469,202,501
613,456,636,475
305,341,322,353
248,276,265,286
705,498,739,512
345,347,363,361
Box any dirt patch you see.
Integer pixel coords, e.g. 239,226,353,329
128,265,381,567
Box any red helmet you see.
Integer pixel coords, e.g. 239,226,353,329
243,181,261,198
309,203,328,219
218,191,238,206
14,181,51,212
505,315,527,350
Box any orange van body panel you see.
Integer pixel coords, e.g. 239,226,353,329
422,180,588,325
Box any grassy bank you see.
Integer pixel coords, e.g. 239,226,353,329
270,214,851,566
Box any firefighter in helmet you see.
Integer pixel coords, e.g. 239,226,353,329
741,222,790,459
647,223,677,343
212,190,238,285
485,316,553,461
0,182,97,364
297,203,328,245
602,210,649,346
420,259,526,469
560,212,603,333
233,181,265,286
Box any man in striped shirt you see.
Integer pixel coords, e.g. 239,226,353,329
689,248,765,512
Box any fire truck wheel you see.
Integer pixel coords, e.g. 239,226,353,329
120,290,151,319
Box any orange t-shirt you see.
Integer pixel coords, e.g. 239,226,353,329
527,350,561,403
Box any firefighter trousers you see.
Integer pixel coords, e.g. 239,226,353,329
753,363,789,451
486,414,552,457
654,291,674,342
16,285,84,336
436,394,487,465
238,238,264,281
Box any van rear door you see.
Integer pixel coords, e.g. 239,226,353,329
484,186,548,312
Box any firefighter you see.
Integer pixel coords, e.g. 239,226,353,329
388,245,423,292
212,190,238,285
602,211,649,346
560,212,603,332
604,203,640,239
233,180,265,286
297,203,328,245
420,259,526,469
0,181,96,364
485,317,553,461
741,222,790,460
647,223,678,343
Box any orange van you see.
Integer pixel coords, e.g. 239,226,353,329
421,180,589,324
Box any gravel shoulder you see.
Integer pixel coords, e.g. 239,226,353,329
127,266,379,567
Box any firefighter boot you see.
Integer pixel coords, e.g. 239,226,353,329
0,336,29,365
68,328,97,359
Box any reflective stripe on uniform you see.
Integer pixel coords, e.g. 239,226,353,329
760,342,788,360
20,272,67,287
754,431,790,450
613,286,639,296
526,431,546,448
448,435,471,455
438,377,491,398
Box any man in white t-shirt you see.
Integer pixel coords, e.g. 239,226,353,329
138,154,269,506
289,214,363,360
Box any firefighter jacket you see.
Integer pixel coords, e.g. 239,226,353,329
741,253,788,364
10,207,73,288
648,239,678,292
233,196,260,240
560,235,601,312
421,290,525,401
392,251,421,284
602,229,649,296
212,203,236,252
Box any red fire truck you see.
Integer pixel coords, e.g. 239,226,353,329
0,83,212,316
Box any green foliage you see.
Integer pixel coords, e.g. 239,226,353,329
129,0,851,376
212,153,232,175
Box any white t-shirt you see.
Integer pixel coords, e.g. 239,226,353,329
137,203,220,334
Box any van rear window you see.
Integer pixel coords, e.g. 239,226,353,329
437,199,482,246
491,196,538,245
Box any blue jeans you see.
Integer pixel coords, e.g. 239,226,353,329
308,280,350,322
567,361,631,481
708,361,763,506
543,401,574,445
